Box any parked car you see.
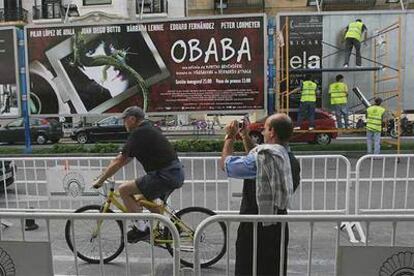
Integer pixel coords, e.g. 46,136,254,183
0,161,15,191
70,116,161,144
0,118,63,145
71,116,128,144
247,109,338,145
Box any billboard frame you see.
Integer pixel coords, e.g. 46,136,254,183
24,13,268,117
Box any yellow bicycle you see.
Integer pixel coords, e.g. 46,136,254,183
64,180,226,268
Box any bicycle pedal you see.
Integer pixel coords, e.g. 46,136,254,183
127,226,150,243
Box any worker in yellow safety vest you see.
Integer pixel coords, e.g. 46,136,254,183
366,97,385,154
294,74,318,130
329,74,349,129
343,19,368,67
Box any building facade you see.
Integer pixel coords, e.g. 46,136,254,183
0,0,411,26
188,0,413,16
0,0,186,25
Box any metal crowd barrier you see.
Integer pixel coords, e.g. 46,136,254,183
193,214,414,276
3,154,414,216
0,155,351,215
0,211,180,276
292,155,351,215
1,154,414,275
355,154,414,215
0,156,230,211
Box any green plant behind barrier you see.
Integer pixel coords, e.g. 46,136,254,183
0,140,412,155
173,140,244,152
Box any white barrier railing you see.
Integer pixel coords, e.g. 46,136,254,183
8,154,414,216
292,155,351,215
193,214,414,276
2,154,414,275
355,154,414,215
0,155,351,215
0,157,230,211
172,157,230,212
0,211,180,276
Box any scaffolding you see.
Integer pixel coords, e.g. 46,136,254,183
371,18,403,153
276,16,403,152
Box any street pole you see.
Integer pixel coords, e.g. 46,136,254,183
17,28,31,153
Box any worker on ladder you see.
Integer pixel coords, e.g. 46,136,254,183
343,19,368,68
294,74,318,130
329,74,349,129
366,97,385,155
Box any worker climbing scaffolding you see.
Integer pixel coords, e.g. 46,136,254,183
343,19,368,68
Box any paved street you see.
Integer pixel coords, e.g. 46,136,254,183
0,217,358,275
2,215,413,275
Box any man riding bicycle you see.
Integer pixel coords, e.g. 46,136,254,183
93,106,185,243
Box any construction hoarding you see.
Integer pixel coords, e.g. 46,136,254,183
279,11,414,114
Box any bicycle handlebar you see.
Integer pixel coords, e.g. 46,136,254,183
91,179,116,198
103,179,116,190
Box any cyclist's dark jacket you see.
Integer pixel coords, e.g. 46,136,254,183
235,152,300,276
121,121,177,172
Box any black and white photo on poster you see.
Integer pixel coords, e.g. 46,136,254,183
0,28,19,117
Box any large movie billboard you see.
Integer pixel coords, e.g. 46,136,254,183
280,15,323,107
26,15,265,115
0,28,20,117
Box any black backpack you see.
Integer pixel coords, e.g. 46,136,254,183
288,152,301,192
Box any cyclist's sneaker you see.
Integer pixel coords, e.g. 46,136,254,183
127,226,150,243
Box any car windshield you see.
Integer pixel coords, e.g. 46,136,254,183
7,118,23,128
97,116,122,126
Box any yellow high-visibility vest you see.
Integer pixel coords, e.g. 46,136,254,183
329,82,348,105
301,81,317,102
345,21,364,42
366,105,385,132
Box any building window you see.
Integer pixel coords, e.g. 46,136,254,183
83,0,112,5
214,0,228,9
307,0,318,6
136,0,167,14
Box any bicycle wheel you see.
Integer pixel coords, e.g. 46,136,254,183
65,205,125,264
165,206,226,268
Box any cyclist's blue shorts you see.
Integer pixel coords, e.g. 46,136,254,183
135,159,184,201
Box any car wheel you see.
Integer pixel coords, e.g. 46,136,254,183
76,132,88,144
315,133,331,145
249,131,264,144
36,134,47,145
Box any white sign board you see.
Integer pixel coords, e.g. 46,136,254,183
46,167,101,198
337,246,414,276
229,178,243,199
0,241,53,275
